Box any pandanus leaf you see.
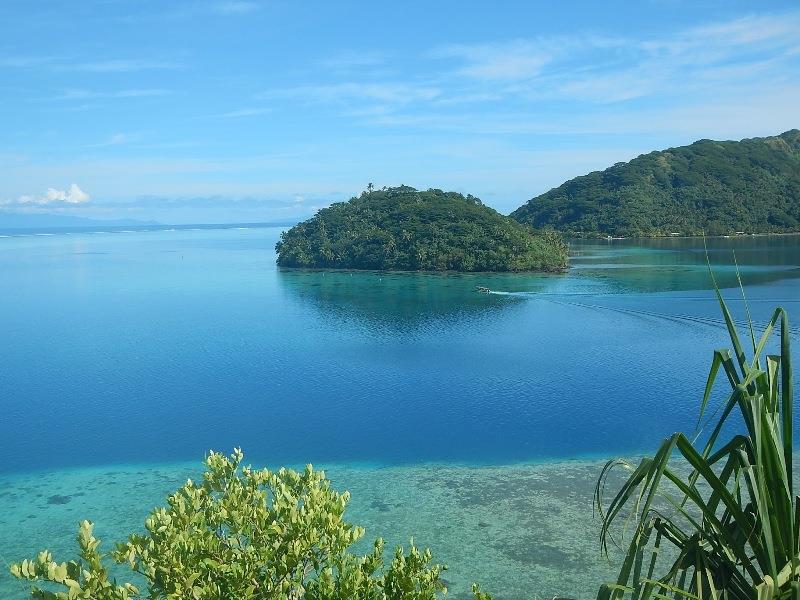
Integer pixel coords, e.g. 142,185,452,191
597,255,797,600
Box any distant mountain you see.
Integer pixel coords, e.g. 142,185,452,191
276,186,568,272
0,212,160,229
511,130,800,237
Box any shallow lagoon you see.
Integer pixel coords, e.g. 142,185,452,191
0,228,798,598
0,458,627,599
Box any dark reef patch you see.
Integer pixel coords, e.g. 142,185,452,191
47,495,71,505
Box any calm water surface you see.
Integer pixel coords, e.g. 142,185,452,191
1,228,797,470
0,228,798,598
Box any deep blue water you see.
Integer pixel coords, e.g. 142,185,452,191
0,228,798,473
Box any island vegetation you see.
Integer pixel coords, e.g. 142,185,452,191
276,186,568,272
511,129,800,237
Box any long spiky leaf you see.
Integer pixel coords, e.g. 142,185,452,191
597,264,796,600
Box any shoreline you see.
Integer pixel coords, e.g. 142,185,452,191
4,222,797,243
566,231,800,241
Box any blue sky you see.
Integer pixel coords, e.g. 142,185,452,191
1,0,799,224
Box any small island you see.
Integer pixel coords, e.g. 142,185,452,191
276,186,568,272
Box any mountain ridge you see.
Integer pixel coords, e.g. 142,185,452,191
511,129,800,237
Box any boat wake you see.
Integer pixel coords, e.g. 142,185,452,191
540,296,800,340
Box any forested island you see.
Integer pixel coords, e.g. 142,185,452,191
511,129,800,237
276,186,568,272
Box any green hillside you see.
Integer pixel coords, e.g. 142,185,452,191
276,186,568,272
511,130,800,237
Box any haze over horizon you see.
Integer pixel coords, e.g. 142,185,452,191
1,0,799,224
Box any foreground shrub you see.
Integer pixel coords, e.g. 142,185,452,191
12,449,489,599
596,286,796,600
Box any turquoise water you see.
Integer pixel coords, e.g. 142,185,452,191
0,228,798,598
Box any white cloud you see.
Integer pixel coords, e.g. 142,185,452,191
8,184,91,206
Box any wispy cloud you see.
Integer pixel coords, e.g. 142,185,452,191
1,55,183,73
320,50,385,71
259,82,441,107
104,133,131,146
211,1,261,15
63,59,182,72
82,133,145,148
208,107,272,118
53,88,173,100
0,55,62,68
432,40,555,81
429,11,800,103
655,12,800,52
363,83,800,139
254,10,800,121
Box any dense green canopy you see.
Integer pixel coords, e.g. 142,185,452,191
276,186,568,272
511,129,800,237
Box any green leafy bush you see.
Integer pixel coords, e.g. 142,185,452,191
12,449,489,599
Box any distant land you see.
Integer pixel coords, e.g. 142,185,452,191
276,186,568,272
0,212,301,233
511,129,800,237
0,212,160,229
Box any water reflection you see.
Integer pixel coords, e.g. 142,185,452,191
277,269,560,329
569,236,800,293
279,236,800,318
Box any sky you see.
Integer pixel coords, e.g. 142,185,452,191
1,0,799,224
